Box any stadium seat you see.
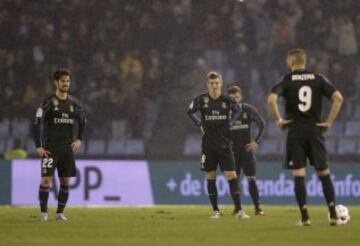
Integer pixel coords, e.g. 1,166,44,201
87,139,106,155
124,139,144,155
5,138,15,152
344,121,360,136
266,122,283,138
111,120,128,140
11,118,30,138
326,121,343,137
183,134,201,156
26,139,37,155
337,138,357,154
258,138,281,155
107,139,126,154
353,105,360,120
0,139,6,153
325,138,337,155
0,119,10,138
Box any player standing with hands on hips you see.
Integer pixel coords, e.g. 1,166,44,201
33,69,86,221
228,86,265,215
267,49,344,226
187,71,250,219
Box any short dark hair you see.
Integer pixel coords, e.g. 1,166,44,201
207,71,223,81
53,69,71,80
227,85,242,95
287,48,306,65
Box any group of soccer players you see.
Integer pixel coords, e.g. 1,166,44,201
187,49,345,226
33,48,345,226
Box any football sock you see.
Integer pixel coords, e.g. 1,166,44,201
56,185,70,214
39,185,50,213
248,178,260,209
319,174,337,219
207,179,219,211
228,178,242,212
294,176,309,221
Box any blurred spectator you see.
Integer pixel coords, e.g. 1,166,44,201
335,15,358,56
4,139,28,160
0,0,359,142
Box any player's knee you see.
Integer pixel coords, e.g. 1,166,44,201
60,177,70,186
224,171,237,180
292,168,306,177
206,171,216,180
246,176,256,182
41,177,52,187
316,168,330,177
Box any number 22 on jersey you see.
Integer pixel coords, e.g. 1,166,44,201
298,86,312,112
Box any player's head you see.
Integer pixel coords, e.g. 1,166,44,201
227,86,242,103
286,49,307,71
206,71,223,94
53,69,71,93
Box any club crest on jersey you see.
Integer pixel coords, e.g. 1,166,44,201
53,99,59,111
70,105,74,112
222,102,227,109
36,108,43,117
203,97,209,104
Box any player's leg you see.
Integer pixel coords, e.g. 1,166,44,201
56,149,76,220
316,168,338,223
243,153,263,215
292,168,310,225
206,171,220,218
39,176,52,221
224,170,249,218
38,156,56,221
308,128,337,225
285,131,310,225
221,148,248,218
308,131,339,225
246,176,263,215
56,177,70,220
202,145,220,217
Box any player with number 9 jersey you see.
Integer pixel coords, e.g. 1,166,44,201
270,70,336,170
271,72,336,126
268,49,344,226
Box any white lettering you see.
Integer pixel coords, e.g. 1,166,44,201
291,74,315,81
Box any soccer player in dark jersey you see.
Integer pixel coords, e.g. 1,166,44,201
33,69,86,221
267,49,344,226
228,86,265,216
187,71,249,219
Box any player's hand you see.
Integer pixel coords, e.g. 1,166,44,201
276,118,293,129
36,147,51,158
316,121,332,131
244,141,258,152
71,139,82,151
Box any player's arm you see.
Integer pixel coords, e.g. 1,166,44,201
187,97,204,134
72,101,87,150
316,75,344,129
32,99,51,158
229,99,242,126
250,106,265,144
244,106,265,152
316,91,343,129
268,80,292,129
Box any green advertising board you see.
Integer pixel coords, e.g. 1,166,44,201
149,161,360,205
0,160,11,205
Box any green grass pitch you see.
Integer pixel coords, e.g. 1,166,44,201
0,206,359,246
